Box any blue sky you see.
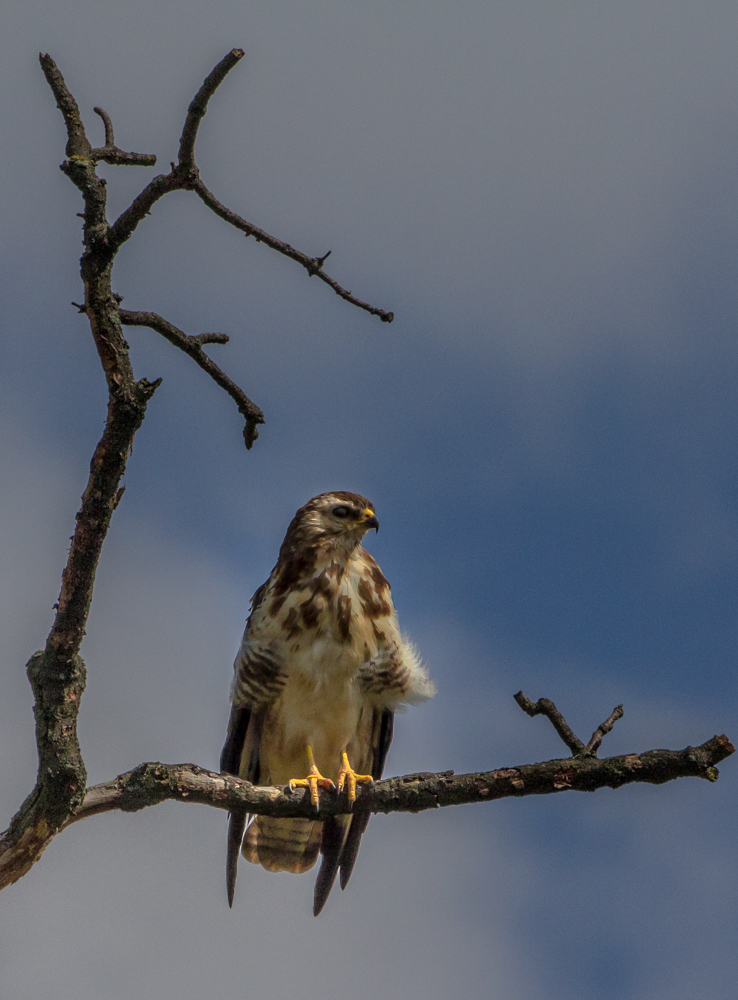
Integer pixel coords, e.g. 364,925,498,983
1,4,737,998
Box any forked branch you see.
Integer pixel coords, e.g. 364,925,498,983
104,49,393,321
514,692,627,757
120,310,264,448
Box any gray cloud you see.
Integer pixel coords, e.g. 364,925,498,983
2,4,737,998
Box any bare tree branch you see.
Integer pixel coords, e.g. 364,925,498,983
94,105,115,146
514,691,588,755
64,732,735,829
120,309,264,448
587,704,625,754
1,56,163,891
90,107,157,166
178,48,244,168
513,692,627,758
39,53,92,159
103,49,393,320
192,179,395,322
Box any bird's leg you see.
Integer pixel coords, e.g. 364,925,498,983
336,751,374,806
288,744,335,811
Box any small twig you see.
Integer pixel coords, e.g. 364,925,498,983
94,106,115,147
89,106,156,166
120,310,264,448
312,250,332,271
515,691,587,756
587,704,625,755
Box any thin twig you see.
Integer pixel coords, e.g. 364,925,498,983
514,691,587,756
106,50,246,251
587,704,625,755
94,106,115,147
120,310,264,448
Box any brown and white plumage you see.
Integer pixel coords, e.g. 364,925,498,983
220,491,435,915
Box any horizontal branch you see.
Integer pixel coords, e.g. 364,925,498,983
66,734,735,828
120,309,264,448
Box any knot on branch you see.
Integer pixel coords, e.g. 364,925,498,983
137,377,163,402
171,162,200,189
27,649,86,695
120,763,177,813
25,651,87,830
308,250,332,275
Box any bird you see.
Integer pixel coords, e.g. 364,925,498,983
220,491,436,915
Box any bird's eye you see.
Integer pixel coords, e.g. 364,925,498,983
332,505,351,519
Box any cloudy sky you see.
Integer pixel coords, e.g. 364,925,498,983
1,3,737,998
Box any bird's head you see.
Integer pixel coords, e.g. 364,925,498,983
285,491,379,552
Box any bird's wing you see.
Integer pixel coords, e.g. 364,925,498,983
354,550,436,709
312,706,395,915
220,578,287,906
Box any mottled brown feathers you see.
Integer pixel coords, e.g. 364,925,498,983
336,594,351,642
221,491,434,913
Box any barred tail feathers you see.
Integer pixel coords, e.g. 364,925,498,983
242,816,322,874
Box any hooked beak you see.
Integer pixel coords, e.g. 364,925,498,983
364,509,379,532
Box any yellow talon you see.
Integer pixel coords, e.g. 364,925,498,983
336,751,374,806
288,745,335,810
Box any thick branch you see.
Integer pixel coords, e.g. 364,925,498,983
65,734,735,828
0,57,165,892
120,309,264,449
0,377,161,890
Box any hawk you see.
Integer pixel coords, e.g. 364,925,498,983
220,491,435,915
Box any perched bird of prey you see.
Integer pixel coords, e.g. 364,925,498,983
220,491,435,915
